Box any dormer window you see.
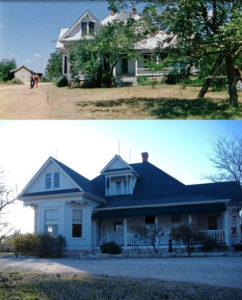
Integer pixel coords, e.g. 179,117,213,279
89,22,95,35
54,172,60,188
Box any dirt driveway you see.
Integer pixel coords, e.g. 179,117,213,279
0,256,241,289
1,83,240,119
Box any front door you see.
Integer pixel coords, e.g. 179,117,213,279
122,58,129,75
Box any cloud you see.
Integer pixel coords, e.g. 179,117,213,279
33,53,41,58
23,58,32,64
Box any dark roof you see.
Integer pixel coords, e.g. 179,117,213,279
92,162,242,210
51,157,104,198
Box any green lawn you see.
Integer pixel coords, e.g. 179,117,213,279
0,271,241,300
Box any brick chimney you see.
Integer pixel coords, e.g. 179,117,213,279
111,10,115,16
132,6,137,15
141,152,149,162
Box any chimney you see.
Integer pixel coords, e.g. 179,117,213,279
132,6,137,15
141,152,148,163
111,10,115,16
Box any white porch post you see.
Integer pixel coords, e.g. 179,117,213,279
188,214,192,226
223,211,230,245
124,217,127,246
135,59,138,76
113,66,116,77
155,216,159,228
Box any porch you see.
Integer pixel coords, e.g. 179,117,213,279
95,210,236,248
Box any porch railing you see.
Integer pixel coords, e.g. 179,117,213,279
126,229,225,246
136,67,172,76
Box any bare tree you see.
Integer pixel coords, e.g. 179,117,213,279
206,136,242,186
0,170,16,242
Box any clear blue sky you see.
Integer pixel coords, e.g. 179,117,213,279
0,0,144,73
0,120,241,233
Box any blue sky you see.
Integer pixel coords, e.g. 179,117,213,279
0,120,241,233
0,0,144,73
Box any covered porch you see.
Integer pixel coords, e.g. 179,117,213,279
93,202,241,248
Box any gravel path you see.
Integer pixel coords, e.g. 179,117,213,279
0,257,242,289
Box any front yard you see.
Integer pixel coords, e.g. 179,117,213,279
0,270,241,300
0,83,241,119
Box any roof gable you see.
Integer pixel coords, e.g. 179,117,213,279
60,10,101,41
101,155,135,174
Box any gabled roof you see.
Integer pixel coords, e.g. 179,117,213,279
56,28,69,50
11,65,33,73
60,10,101,42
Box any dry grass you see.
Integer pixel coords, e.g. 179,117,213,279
0,83,241,119
0,270,241,300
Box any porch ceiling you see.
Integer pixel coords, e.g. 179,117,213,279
92,203,226,219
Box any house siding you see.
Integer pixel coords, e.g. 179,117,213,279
14,68,31,82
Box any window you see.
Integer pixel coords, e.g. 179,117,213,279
44,209,58,236
82,22,87,36
72,209,82,238
54,172,60,188
106,177,110,189
146,216,155,225
208,216,217,230
171,214,181,224
89,22,95,35
114,222,122,232
45,173,51,189
64,55,68,74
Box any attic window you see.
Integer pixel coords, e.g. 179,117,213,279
82,22,87,36
45,173,51,189
89,22,95,35
54,172,60,188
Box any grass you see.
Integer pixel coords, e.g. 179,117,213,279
0,270,241,300
92,97,241,119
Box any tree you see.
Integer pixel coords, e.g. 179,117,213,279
0,170,16,242
70,17,149,87
45,51,62,81
206,136,242,186
0,59,16,81
108,0,241,106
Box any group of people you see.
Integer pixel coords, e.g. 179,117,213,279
30,72,39,89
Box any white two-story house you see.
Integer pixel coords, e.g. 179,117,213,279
56,8,181,84
18,153,242,251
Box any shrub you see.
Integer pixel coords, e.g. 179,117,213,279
165,69,185,84
10,233,39,256
40,76,50,83
234,244,242,251
198,234,227,252
137,76,149,86
211,77,227,91
56,75,68,87
100,241,122,255
10,233,66,258
170,224,202,256
11,78,23,84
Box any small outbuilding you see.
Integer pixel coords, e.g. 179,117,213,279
11,65,43,83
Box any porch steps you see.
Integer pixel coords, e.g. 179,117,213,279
116,76,138,86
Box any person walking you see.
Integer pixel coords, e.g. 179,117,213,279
34,72,39,88
30,72,35,89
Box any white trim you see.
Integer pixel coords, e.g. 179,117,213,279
18,157,84,198
95,199,231,212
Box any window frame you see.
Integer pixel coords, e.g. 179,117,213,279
44,208,59,236
53,172,60,189
72,209,83,238
45,173,52,190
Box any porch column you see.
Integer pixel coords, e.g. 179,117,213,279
188,214,192,226
236,212,241,243
123,217,127,246
155,216,159,228
223,211,230,245
113,66,116,77
135,59,138,76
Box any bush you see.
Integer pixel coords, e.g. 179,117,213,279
40,76,50,83
56,75,68,87
198,234,227,252
234,244,242,251
165,69,185,84
170,224,202,255
137,76,150,86
100,241,122,255
0,59,16,81
11,78,23,84
211,77,227,91
10,233,66,258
